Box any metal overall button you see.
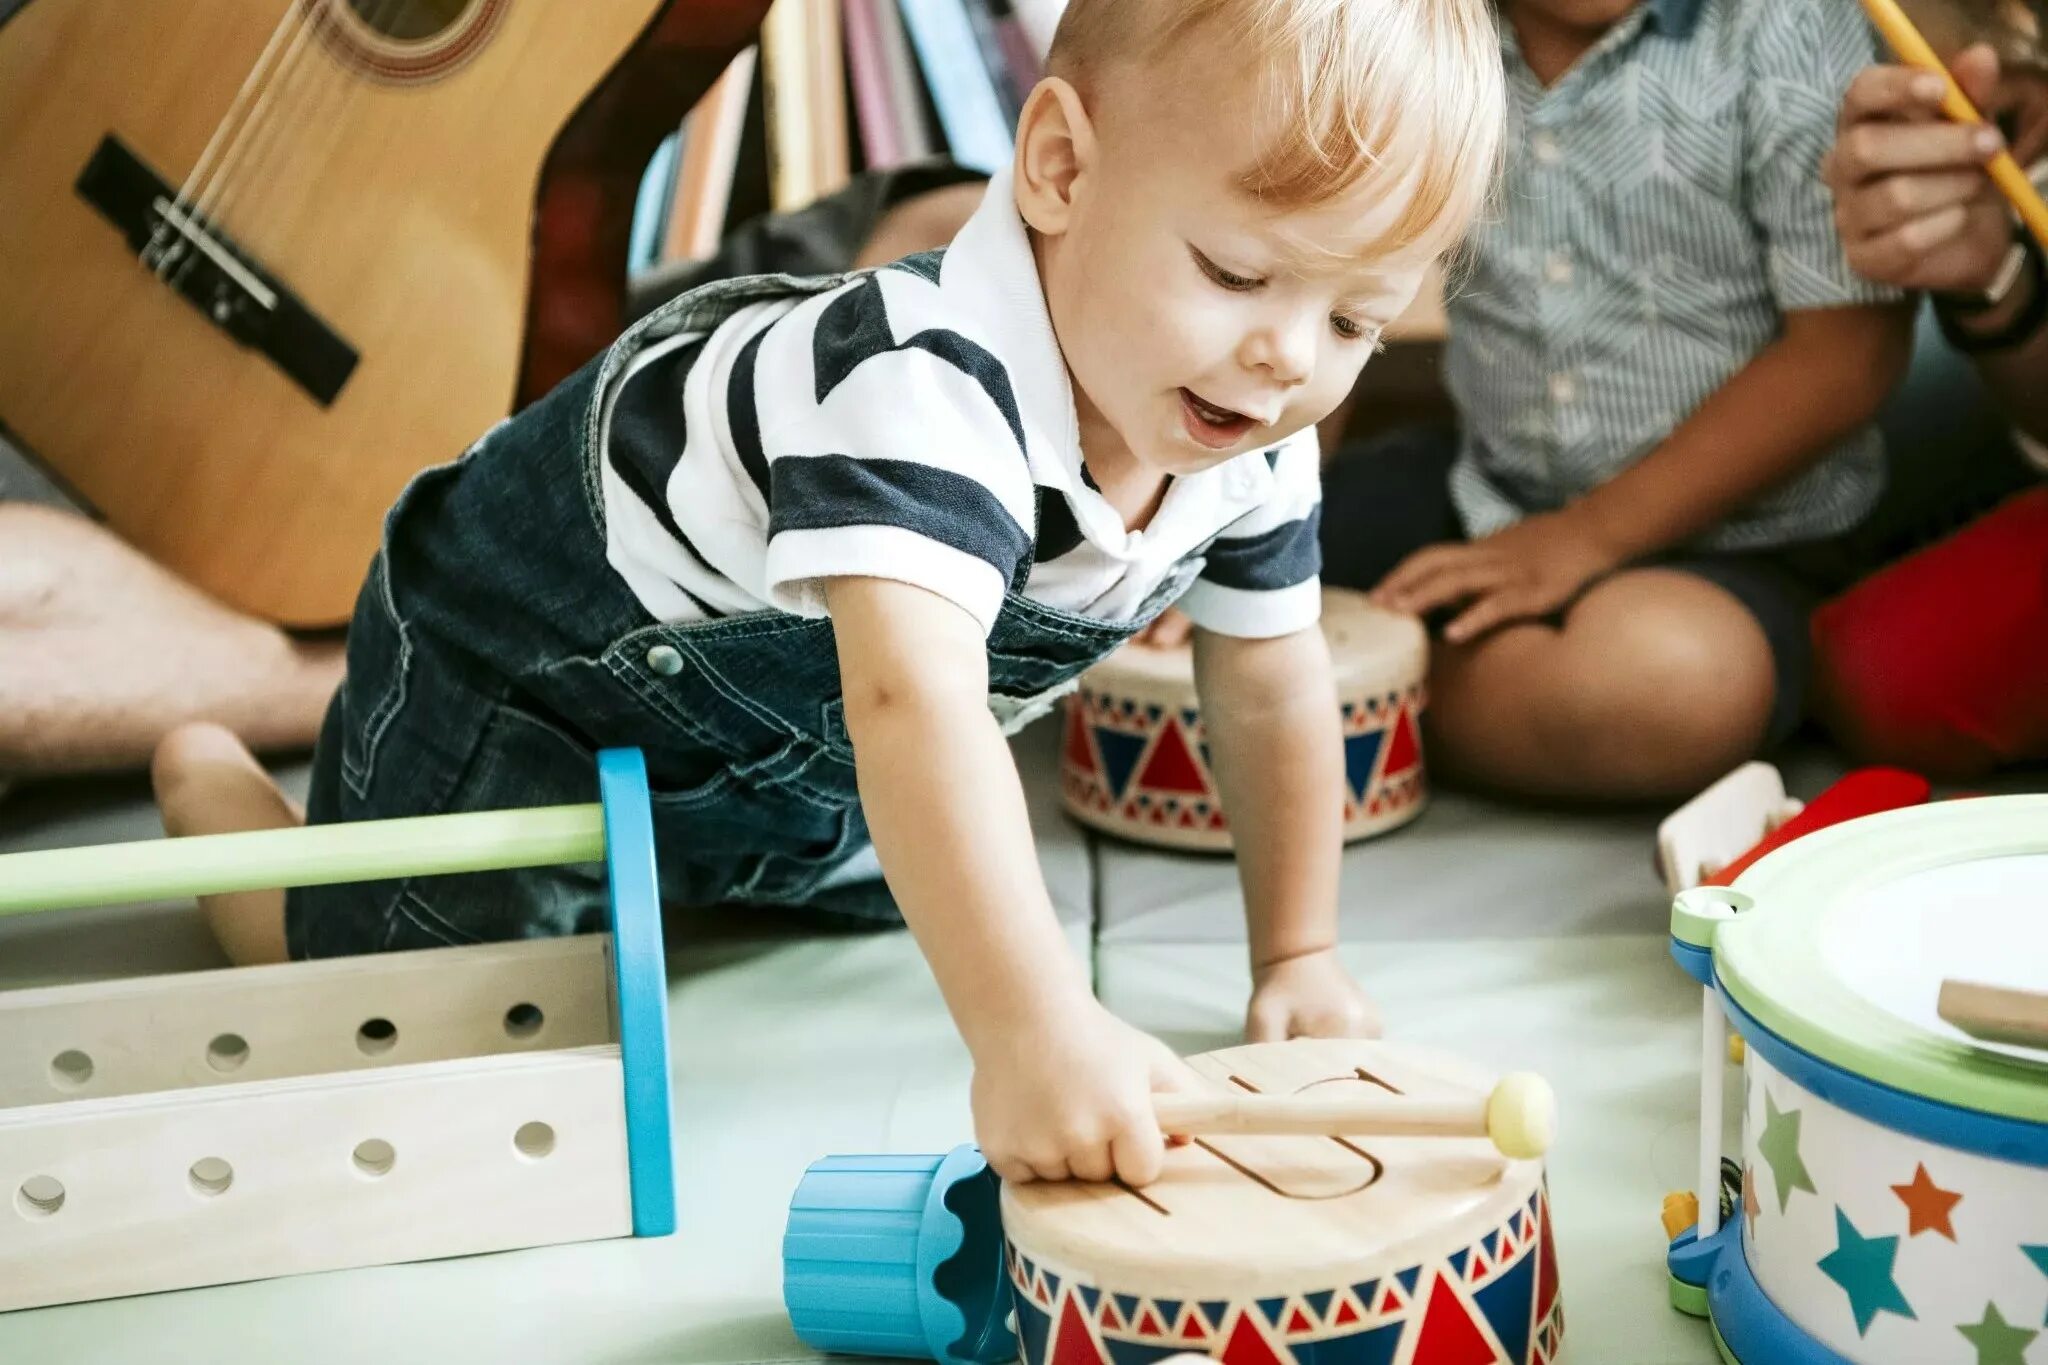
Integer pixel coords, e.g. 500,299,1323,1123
646,645,685,678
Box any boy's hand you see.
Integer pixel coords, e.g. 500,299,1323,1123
1246,947,1383,1042
1371,511,1621,643
972,999,1203,1188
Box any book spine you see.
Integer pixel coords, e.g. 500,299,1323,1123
876,0,937,161
761,0,818,211
960,0,1023,128
666,47,758,261
894,0,1014,174
809,0,851,197
844,0,906,168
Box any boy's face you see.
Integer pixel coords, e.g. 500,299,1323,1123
1023,54,1436,479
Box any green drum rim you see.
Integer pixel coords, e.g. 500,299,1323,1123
1716,795,2048,1124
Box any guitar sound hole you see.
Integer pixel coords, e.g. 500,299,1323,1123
344,0,471,43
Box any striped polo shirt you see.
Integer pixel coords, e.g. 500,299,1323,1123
596,166,1324,642
1446,0,1903,552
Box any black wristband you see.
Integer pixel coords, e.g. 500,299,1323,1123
1939,234,2048,354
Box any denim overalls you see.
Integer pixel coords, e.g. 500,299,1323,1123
287,272,1198,959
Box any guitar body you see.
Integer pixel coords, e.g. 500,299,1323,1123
0,0,768,625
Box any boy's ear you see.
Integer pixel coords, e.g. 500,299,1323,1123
1014,76,1094,235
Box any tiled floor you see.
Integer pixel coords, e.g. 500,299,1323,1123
3,720,1982,1364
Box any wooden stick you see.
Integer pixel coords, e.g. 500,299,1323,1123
1860,0,2048,252
1939,979,2048,1050
1153,1073,1555,1160
0,805,605,918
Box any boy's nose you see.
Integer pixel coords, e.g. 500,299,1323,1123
1241,316,1315,387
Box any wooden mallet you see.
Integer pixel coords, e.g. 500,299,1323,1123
1152,1072,1556,1160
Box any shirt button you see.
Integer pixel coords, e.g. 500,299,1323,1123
1549,372,1577,405
1531,131,1562,165
646,645,684,677
1544,250,1573,285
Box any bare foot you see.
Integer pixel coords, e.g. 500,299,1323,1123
1132,607,1195,650
152,722,301,964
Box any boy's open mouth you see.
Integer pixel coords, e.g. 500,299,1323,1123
1179,388,1258,449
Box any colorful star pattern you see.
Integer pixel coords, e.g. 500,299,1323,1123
1957,1302,2038,1365
1890,1164,1963,1241
1757,1092,1816,1214
1817,1207,1915,1337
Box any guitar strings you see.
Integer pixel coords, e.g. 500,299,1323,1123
166,0,335,293
154,0,310,279
223,0,423,253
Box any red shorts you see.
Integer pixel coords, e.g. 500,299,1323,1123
1811,486,2048,778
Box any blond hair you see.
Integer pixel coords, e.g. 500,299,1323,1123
1048,0,1504,256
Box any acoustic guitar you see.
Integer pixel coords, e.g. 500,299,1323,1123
0,0,771,626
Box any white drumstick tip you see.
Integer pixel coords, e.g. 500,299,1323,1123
1485,1073,1557,1160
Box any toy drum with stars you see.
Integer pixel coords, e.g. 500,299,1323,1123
1001,1039,1565,1365
1666,796,2048,1363
1060,590,1428,851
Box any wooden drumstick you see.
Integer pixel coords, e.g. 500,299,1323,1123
1859,0,2048,252
1153,1073,1556,1160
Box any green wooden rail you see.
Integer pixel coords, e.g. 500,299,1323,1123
0,805,607,917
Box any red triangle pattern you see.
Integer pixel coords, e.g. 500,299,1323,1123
1333,1296,1361,1327
1376,1283,1404,1315
1180,1305,1209,1343
1286,1307,1314,1334
1384,705,1422,775
1414,1273,1504,1365
1217,1313,1290,1365
1136,1307,1167,1338
1035,1272,1051,1305
1050,1293,1108,1365
1536,1197,1561,1323
1062,702,1098,776
1470,1246,1489,1281
1135,719,1208,795
1098,1297,1123,1331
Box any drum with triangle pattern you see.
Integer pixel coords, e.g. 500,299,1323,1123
1002,1040,1563,1365
1060,591,1428,851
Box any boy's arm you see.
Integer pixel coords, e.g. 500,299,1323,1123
825,575,1192,1184
1192,623,1378,1040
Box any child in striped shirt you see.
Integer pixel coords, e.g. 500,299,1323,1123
153,0,1504,1188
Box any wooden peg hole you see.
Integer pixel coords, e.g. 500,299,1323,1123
356,1017,398,1056
188,1158,233,1198
352,1139,396,1179
206,1033,250,1073
48,1049,93,1090
504,1003,544,1040
513,1121,555,1161
15,1176,64,1218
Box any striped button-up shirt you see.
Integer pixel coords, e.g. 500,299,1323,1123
1446,0,1902,552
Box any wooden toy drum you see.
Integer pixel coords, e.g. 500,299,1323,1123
1668,796,2048,1363
1060,591,1428,851
1002,1040,1564,1365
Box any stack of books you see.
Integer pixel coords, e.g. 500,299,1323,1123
630,0,1066,275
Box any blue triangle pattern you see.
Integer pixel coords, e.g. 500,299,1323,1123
1079,1285,1101,1313
1304,1290,1335,1325
1449,1248,1471,1279
1349,1281,1378,1315
1484,1230,1500,1261
1397,1267,1422,1297
1015,1297,1054,1365
1202,1301,1233,1332
1181,708,1200,729
1258,1296,1290,1327
1094,729,1149,801
1344,730,1386,804
1474,1236,1538,1365
1154,1301,1182,1330
1306,1320,1404,1365
1114,1295,1142,1326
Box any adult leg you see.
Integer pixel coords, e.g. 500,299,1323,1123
0,503,343,784
1425,568,1781,801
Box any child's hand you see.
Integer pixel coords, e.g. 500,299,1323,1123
1371,512,1620,643
1246,948,1384,1042
971,1000,1202,1188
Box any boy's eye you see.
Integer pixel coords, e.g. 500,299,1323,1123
1332,314,1365,340
1191,246,1262,291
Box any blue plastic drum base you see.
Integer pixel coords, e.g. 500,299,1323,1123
1668,1213,1852,1364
